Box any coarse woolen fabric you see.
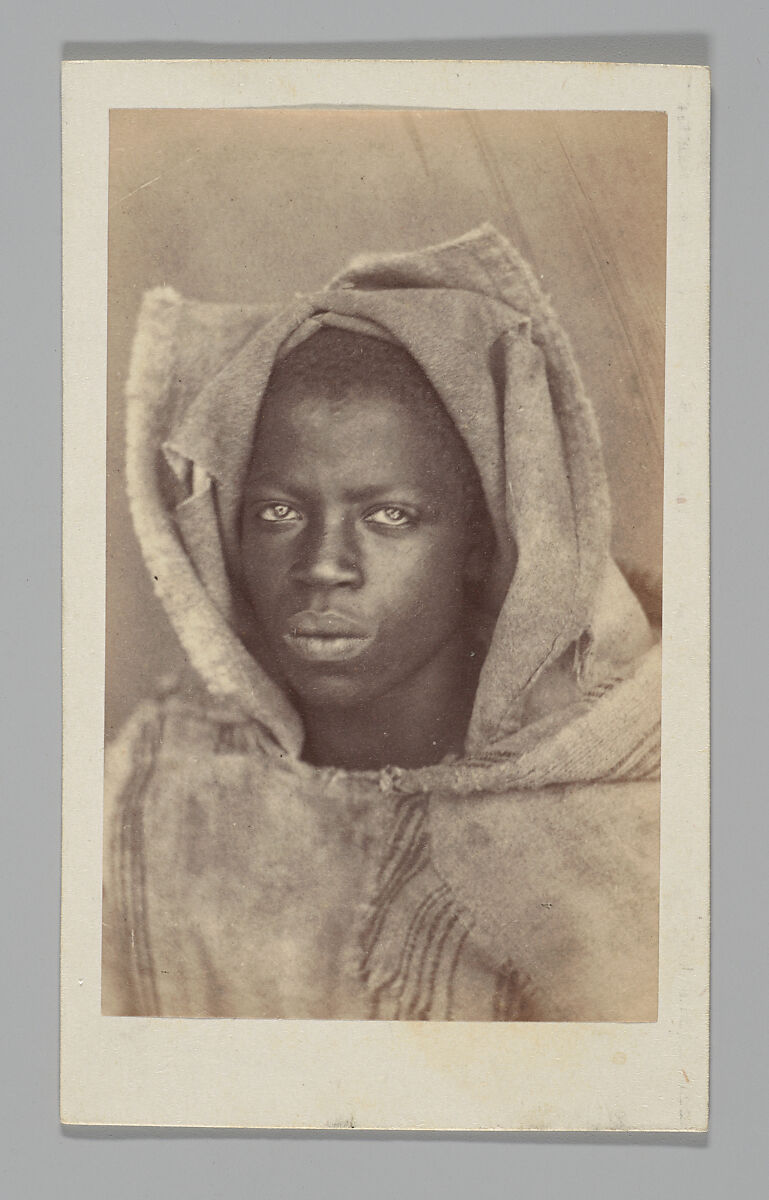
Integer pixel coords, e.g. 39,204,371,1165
103,225,660,1021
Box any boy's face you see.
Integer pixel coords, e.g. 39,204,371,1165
240,377,477,711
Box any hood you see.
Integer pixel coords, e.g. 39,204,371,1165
124,224,653,759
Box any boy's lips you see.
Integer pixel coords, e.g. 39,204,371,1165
286,610,370,638
283,610,373,663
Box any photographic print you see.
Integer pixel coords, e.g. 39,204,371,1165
62,60,709,1130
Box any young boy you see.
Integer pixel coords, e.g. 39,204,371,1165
103,225,660,1021
238,327,494,772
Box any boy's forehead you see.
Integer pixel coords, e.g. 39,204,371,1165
264,371,415,411
255,377,446,446
248,381,466,493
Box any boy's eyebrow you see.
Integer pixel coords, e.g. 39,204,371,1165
341,484,427,503
245,476,431,503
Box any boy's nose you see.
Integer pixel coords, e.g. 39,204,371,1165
291,520,363,589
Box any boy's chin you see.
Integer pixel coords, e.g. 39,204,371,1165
288,672,378,711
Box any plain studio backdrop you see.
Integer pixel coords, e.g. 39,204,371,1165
106,108,666,740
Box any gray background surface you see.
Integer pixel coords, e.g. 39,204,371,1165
2,1,765,1196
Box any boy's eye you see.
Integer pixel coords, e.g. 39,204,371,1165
257,502,301,523
366,506,414,528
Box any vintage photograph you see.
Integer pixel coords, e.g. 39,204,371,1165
102,107,664,1023
60,59,709,1130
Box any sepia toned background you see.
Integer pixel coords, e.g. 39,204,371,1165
106,108,666,739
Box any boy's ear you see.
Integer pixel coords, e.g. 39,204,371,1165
463,526,494,586
463,543,487,584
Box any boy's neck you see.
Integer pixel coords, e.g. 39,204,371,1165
299,633,479,771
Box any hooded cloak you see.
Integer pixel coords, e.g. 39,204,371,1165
103,225,660,1021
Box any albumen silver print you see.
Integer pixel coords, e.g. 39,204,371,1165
61,61,709,1130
